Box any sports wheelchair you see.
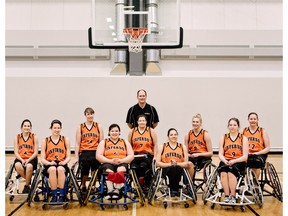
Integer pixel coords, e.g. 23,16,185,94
147,167,197,208
83,167,145,210
257,161,282,202
190,158,217,193
26,164,83,210
5,161,40,202
202,166,263,212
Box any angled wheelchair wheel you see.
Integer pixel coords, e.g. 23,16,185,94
183,169,197,204
247,168,263,208
5,162,15,189
266,162,282,202
69,168,83,206
130,169,145,205
27,165,42,206
83,169,98,206
203,162,217,183
147,168,161,204
202,168,218,204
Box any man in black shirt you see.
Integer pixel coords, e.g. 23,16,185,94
126,89,159,129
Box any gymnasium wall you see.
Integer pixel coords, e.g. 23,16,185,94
5,0,283,151
5,60,282,151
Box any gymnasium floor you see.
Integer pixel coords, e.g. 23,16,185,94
5,154,283,216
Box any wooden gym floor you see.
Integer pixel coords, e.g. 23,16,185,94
5,154,283,216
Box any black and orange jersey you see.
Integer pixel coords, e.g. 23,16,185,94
45,135,67,162
17,133,35,160
79,122,100,152
243,127,264,153
161,142,185,163
187,129,208,154
223,133,244,160
130,127,154,154
104,138,127,159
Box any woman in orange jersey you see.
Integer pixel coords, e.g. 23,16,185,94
41,120,71,202
128,114,157,191
243,112,270,178
184,114,213,179
218,117,248,204
156,128,192,196
13,119,39,194
75,107,104,193
96,124,134,199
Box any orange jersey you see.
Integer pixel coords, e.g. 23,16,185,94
17,133,35,159
79,122,100,152
187,129,208,154
104,138,127,159
243,127,264,153
223,133,243,160
161,142,185,163
130,127,154,154
45,136,67,162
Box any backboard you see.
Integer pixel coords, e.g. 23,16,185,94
88,0,182,49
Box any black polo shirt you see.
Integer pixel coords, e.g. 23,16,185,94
126,103,159,128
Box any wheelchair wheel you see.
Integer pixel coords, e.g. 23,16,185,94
203,163,217,183
247,168,263,208
130,169,145,206
183,169,197,204
27,166,42,206
202,168,218,204
147,168,161,204
83,169,98,206
266,162,282,202
68,168,84,206
5,163,15,189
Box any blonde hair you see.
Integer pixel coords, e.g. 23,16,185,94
192,113,202,124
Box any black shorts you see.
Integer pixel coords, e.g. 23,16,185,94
189,156,212,171
100,163,129,175
218,161,246,179
43,163,69,178
247,154,267,169
14,157,38,171
79,150,100,175
131,154,153,176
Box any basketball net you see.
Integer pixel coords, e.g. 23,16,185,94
123,28,148,53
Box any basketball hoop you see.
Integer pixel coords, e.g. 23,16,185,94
123,27,148,53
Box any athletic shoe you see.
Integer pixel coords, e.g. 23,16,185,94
22,185,30,194
111,189,120,199
223,195,230,203
50,195,58,203
229,195,236,204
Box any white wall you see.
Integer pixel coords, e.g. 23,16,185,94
5,0,283,152
5,59,283,151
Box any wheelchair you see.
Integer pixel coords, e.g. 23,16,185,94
83,167,145,210
202,166,263,212
5,161,40,202
130,154,154,194
147,166,197,208
257,161,282,202
26,164,83,210
190,158,217,193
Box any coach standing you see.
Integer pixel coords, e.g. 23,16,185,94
126,89,159,129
